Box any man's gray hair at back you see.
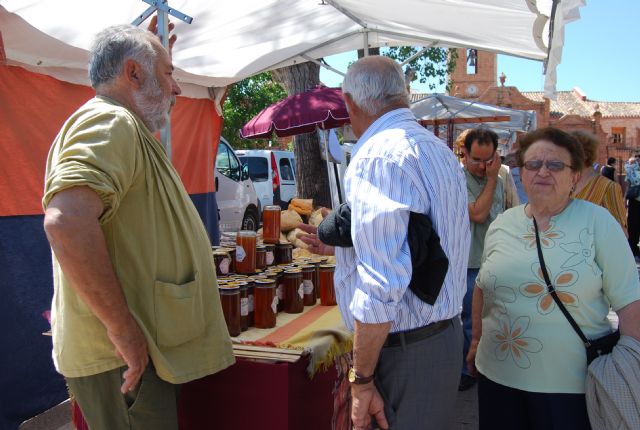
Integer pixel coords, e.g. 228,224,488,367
88,25,157,88
342,56,409,117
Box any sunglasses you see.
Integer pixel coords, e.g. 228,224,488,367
523,160,571,172
467,155,495,166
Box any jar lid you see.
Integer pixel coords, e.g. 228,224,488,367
276,241,293,247
284,269,302,274
264,205,282,211
319,264,336,269
256,245,267,251
298,265,315,270
219,284,240,291
213,250,230,256
254,279,276,286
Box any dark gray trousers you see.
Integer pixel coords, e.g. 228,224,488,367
374,317,463,429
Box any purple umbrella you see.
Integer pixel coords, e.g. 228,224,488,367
240,86,350,139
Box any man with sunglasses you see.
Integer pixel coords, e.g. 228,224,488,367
459,128,519,391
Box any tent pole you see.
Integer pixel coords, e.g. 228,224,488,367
322,129,335,209
363,31,369,56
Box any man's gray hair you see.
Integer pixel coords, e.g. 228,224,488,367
88,25,157,88
342,56,409,116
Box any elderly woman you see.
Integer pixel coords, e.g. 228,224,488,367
571,130,627,235
466,127,640,429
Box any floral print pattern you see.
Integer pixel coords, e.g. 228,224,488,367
491,315,543,369
521,222,565,250
519,263,579,315
560,228,597,275
481,271,516,315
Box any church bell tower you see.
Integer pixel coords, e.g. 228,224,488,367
449,48,497,99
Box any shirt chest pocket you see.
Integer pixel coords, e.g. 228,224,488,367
154,275,205,348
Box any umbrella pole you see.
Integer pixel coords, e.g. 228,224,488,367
322,129,336,209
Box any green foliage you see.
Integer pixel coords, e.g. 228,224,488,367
382,47,458,92
222,72,287,149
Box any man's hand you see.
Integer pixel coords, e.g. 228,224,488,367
147,15,177,52
107,317,149,393
351,384,389,430
486,151,501,180
296,223,335,256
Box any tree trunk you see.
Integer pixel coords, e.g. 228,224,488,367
272,62,332,208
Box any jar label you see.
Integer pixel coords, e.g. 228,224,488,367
236,246,246,262
303,280,314,295
298,283,304,299
248,294,254,312
266,251,274,265
219,257,230,274
240,298,249,316
277,284,284,300
271,296,279,314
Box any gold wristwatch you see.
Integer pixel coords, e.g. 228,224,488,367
348,367,374,385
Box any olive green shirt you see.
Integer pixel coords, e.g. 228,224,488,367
465,168,505,269
43,96,234,383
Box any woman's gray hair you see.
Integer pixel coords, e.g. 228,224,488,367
342,56,409,116
88,25,157,88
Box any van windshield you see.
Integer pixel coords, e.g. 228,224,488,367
238,156,269,182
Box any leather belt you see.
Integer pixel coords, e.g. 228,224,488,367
383,318,452,348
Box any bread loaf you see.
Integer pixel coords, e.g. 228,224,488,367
308,207,327,227
286,228,308,249
288,198,313,216
281,209,303,232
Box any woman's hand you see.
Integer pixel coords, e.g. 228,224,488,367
466,339,479,377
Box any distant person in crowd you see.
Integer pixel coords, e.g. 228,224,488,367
505,151,528,204
571,131,627,235
601,156,616,181
625,154,640,261
466,127,640,429
301,56,470,430
460,128,519,391
42,23,233,429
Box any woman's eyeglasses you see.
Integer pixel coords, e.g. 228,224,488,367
523,160,571,172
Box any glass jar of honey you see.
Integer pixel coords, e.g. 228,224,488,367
218,285,241,336
235,230,257,274
237,281,249,332
262,205,281,244
246,280,255,327
275,242,293,265
256,245,267,270
299,265,316,306
253,279,277,329
282,270,304,314
264,244,276,266
222,247,236,273
213,250,232,276
319,264,337,306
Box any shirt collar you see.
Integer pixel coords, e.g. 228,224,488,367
352,107,415,156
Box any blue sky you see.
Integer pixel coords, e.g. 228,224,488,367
320,1,639,102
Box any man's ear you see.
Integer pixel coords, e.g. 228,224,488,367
343,93,358,116
123,59,144,90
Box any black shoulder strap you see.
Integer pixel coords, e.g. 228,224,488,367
532,216,591,347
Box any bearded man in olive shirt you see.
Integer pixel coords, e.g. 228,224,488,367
42,25,233,429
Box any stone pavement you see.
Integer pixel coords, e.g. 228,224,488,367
451,385,479,430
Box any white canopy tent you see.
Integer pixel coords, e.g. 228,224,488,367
2,0,585,99
411,94,537,153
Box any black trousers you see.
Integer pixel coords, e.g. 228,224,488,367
628,198,640,256
478,374,591,430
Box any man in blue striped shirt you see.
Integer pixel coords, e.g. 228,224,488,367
337,56,470,430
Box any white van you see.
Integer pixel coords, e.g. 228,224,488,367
236,150,297,210
215,137,260,232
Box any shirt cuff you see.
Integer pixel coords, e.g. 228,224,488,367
349,287,398,324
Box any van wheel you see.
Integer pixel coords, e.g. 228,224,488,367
241,208,259,231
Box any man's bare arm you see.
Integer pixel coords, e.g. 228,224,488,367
44,186,148,393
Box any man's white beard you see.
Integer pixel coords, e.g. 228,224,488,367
133,73,170,133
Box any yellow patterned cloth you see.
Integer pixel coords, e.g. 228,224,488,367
232,304,353,377
574,174,627,233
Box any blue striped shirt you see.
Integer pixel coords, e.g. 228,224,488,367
335,108,470,333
